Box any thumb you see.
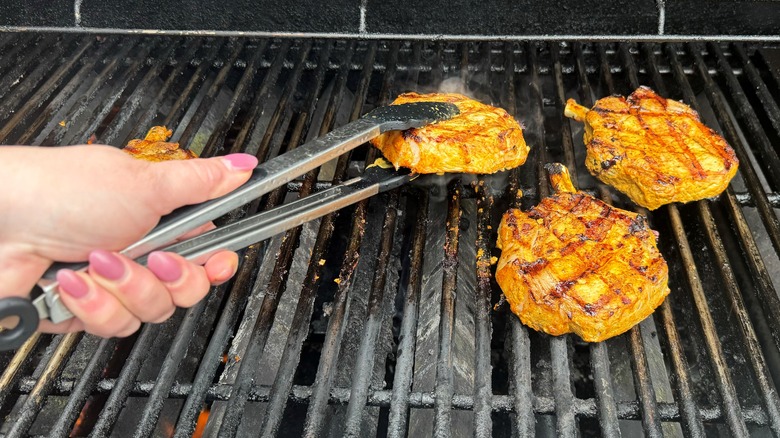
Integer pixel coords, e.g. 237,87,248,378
145,153,258,215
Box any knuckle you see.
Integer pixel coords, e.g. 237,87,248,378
172,285,209,308
192,161,223,193
81,305,133,338
148,305,176,324
115,320,142,338
85,323,119,339
85,308,117,331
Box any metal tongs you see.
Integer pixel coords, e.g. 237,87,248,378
0,102,459,351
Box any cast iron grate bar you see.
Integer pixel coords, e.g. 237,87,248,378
197,40,309,434
0,36,77,127
0,33,45,98
339,42,402,437
474,179,494,438
97,39,198,146
691,43,780,256
432,179,461,435
0,36,93,143
13,39,120,145
4,334,81,437
38,38,144,146
301,40,377,438
131,294,215,437
387,193,428,437
171,41,293,438
732,44,780,138
213,40,327,437
49,338,117,437
640,42,707,438
177,39,304,435
254,41,354,438
710,43,780,188
11,377,776,425
0,334,43,410
499,43,536,438
342,189,401,435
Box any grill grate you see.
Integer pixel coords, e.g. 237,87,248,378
0,34,779,437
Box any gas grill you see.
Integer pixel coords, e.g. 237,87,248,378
0,31,780,437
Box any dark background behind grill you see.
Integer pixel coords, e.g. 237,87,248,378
1,0,779,36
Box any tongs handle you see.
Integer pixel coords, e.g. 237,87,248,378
120,116,379,258
139,167,412,266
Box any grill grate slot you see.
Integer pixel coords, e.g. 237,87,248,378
0,35,778,437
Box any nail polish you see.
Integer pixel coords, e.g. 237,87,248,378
148,252,183,283
89,250,126,281
221,153,258,171
56,270,89,298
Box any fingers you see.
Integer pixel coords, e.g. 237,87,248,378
55,269,143,338
203,251,239,285
49,249,240,338
146,251,211,308
144,154,258,216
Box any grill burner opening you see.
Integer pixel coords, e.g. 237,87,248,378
0,35,779,437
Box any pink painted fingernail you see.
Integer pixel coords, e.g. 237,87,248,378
56,270,89,298
147,252,183,282
89,250,125,281
221,153,258,171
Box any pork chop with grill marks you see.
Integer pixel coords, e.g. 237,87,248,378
370,92,529,174
564,86,738,210
495,163,669,342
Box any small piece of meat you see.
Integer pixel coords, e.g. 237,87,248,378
123,126,197,162
495,163,669,342
369,92,529,174
564,86,738,210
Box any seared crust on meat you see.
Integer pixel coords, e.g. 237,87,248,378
495,163,669,342
123,126,197,162
564,86,738,210
369,92,529,174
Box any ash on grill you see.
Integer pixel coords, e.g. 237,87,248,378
1,35,779,438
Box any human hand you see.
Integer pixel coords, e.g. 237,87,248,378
0,145,257,338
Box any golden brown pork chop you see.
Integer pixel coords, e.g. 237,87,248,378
370,92,529,174
495,163,669,342
564,86,738,210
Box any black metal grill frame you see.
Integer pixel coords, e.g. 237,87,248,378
0,34,778,437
